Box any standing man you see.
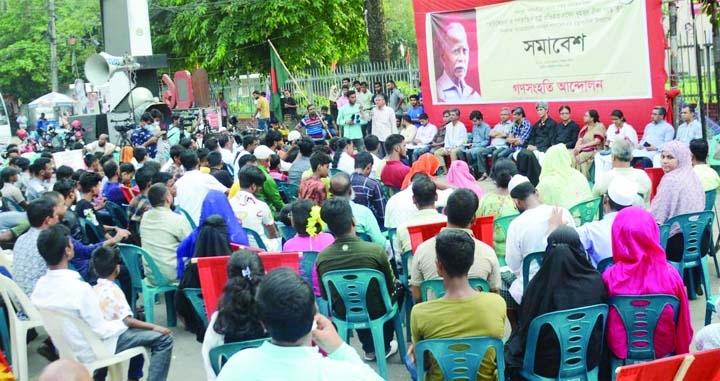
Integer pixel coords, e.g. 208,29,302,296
386,80,405,117
371,94,398,157
282,89,298,124
676,105,702,144
253,90,271,133
435,22,481,103
434,109,467,175
405,94,424,126
359,82,374,113
167,115,184,146
337,90,367,149
297,104,330,144
632,106,674,168
130,112,158,159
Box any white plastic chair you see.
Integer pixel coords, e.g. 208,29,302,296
0,275,43,381
37,307,147,381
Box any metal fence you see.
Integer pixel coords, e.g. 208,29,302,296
670,32,718,116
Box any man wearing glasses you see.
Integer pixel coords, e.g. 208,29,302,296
631,106,674,168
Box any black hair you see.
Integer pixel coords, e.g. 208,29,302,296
102,160,118,178
610,109,625,122
180,150,199,170
510,181,536,200
364,135,380,151
243,135,259,149
410,172,431,184
150,109,163,119
291,199,321,236
653,106,667,117
135,166,155,190
214,250,267,342
53,179,76,200
412,178,437,208
332,139,350,169
257,267,315,342
218,134,230,148
278,203,293,226
147,183,168,207
401,115,412,123
151,171,173,186
491,159,518,189
269,154,281,171
133,146,147,163
587,109,600,123
91,246,121,278
204,137,219,151
436,229,475,278
119,162,135,175
384,134,404,154
179,138,194,149
13,157,30,171
30,158,51,176
264,130,282,147
419,113,429,120
354,152,373,170
690,138,709,162
207,150,223,168
238,165,266,189
446,189,479,228
37,224,71,266
194,215,231,258
469,110,483,120
99,154,114,166
298,138,314,157
197,148,210,163
346,90,356,98
84,153,98,168
409,94,418,101
559,105,571,114
310,152,331,172
511,107,526,118
321,197,353,236
27,197,57,227
71,169,86,182
328,137,341,153
79,172,102,193
237,154,257,172
170,145,184,160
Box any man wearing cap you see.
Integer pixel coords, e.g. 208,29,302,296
549,177,637,267
287,130,302,145
1,167,27,210
592,140,651,208
504,174,574,307
251,145,285,215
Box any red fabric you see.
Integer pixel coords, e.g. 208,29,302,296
380,160,411,188
665,88,681,124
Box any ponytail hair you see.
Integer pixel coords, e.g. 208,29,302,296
332,138,349,169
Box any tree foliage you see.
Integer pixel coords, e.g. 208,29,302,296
384,0,416,62
150,0,368,78
0,0,100,102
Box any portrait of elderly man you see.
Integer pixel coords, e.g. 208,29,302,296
434,17,482,103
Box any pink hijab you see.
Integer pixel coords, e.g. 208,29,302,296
603,207,692,359
650,140,704,225
446,160,484,199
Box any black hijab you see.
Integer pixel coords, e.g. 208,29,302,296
515,149,541,186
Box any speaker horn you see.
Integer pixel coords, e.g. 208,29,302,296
84,52,140,85
114,87,171,122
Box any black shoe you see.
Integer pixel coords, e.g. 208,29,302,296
696,284,704,296
26,328,38,343
37,344,59,362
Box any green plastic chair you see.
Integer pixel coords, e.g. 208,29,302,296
104,201,129,229
330,168,343,177
283,183,299,202
659,224,670,251
321,269,407,380
520,304,608,381
243,227,268,251
597,257,614,273
522,251,545,291
415,337,505,381
419,278,490,302
568,197,602,226
117,243,178,327
706,295,719,325
357,231,373,243
400,250,414,339
175,206,197,229
665,211,713,300
78,217,103,244
276,221,296,242
298,251,329,316
494,213,519,264
209,338,269,376
703,190,720,277
183,288,208,330
608,295,679,376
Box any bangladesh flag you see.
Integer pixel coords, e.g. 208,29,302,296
270,46,289,122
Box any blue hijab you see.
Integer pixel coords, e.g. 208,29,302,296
176,190,249,278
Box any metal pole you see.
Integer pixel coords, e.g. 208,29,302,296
48,0,58,92
691,0,708,138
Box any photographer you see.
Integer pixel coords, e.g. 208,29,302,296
131,112,160,159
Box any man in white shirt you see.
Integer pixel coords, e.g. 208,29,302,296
592,139,652,207
218,134,235,168
676,105,703,144
84,134,117,156
31,224,173,380
229,165,280,251
175,150,228,225
370,93,398,157
394,178,446,254
217,268,383,381
434,108,467,174
632,106,674,168
26,158,52,202
412,113,438,150
384,172,452,230
1,167,27,209
504,175,574,306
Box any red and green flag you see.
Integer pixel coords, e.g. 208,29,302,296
270,43,289,121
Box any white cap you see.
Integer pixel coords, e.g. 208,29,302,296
508,174,531,194
254,145,275,160
607,176,639,206
288,130,302,142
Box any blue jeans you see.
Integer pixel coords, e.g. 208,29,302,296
257,118,270,133
0,211,27,230
413,146,431,161
405,353,418,380
114,328,173,381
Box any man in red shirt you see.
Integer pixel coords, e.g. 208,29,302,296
380,134,410,189
299,152,331,205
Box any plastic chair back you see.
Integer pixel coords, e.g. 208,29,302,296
665,211,714,264
243,228,268,250
175,206,197,229
644,168,664,201
471,215,495,248
659,224,671,250
1,197,22,212
609,295,680,363
0,275,43,379
321,269,395,327
416,337,505,381
197,256,231,317
494,213,520,253
522,251,545,291
283,183,299,202
387,227,397,257
705,190,717,212
521,304,608,380
597,257,615,273
357,232,373,243
183,288,208,329
209,339,268,376
298,251,319,286
104,201,129,229
119,185,134,203
419,277,490,301
569,197,602,226
78,217,103,244
276,221,297,242
407,221,446,254
259,251,301,273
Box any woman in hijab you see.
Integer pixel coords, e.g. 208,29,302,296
445,160,484,199
536,143,592,209
505,226,607,379
603,207,692,363
651,140,706,262
176,215,233,341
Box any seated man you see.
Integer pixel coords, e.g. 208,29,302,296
139,184,193,285
433,109,466,174
592,140,651,208
631,106,674,168
1,167,27,210
127,166,155,227
329,172,385,248
458,110,490,179
380,134,411,189
101,160,127,206
175,150,228,225
31,224,173,381
317,198,399,361
230,166,281,251
408,230,506,381
690,138,720,193
350,152,386,226
395,178,446,255
217,268,384,381
76,172,130,244
410,189,501,302
299,152,331,206
384,172,452,230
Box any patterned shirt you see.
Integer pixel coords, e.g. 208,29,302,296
299,175,327,206
300,115,326,140
510,118,532,150
13,228,45,296
130,126,157,158
350,172,385,226
94,278,133,320
128,194,151,223
431,126,446,149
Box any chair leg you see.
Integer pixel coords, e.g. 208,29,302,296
392,314,407,360
164,290,177,327
371,326,388,380
15,327,28,381
144,291,155,324
702,258,713,299
108,363,123,381
686,268,697,300
706,302,714,326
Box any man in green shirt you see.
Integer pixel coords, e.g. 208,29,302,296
317,197,399,361
253,145,285,215
337,90,368,151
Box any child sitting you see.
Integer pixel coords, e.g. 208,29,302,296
268,154,288,182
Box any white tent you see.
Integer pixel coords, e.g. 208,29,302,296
28,92,75,109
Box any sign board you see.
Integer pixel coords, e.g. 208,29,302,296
52,149,85,171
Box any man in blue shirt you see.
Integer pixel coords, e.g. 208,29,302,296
131,112,158,158
631,106,674,168
458,110,490,179
405,94,424,126
495,107,531,160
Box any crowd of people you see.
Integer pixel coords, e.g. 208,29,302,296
0,83,719,381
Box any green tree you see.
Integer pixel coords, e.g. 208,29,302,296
150,0,367,78
384,0,416,62
0,0,100,101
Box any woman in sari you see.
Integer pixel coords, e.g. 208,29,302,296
477,159,518,258
572,109,606,179
446,160,484,199
603,206,692,361
536,143,592,209
505,227,606,379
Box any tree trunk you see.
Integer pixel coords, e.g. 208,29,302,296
365,0,389,63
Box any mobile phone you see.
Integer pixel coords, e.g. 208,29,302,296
643,142,650,147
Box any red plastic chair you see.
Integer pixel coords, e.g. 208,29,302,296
258,251,302,273
407,221,446,254
644,168,664,201
471,215,495,248
229,243,263,253
119,185,134,203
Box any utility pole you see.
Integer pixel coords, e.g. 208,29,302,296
48,0,58,92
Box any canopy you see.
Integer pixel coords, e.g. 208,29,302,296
28,92,75,109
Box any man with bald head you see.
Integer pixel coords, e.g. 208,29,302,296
39,359,91,381
84,134,117,156
435,21,481,103
329,172,386,247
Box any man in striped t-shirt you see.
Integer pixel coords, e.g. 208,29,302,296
296,104,328,144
